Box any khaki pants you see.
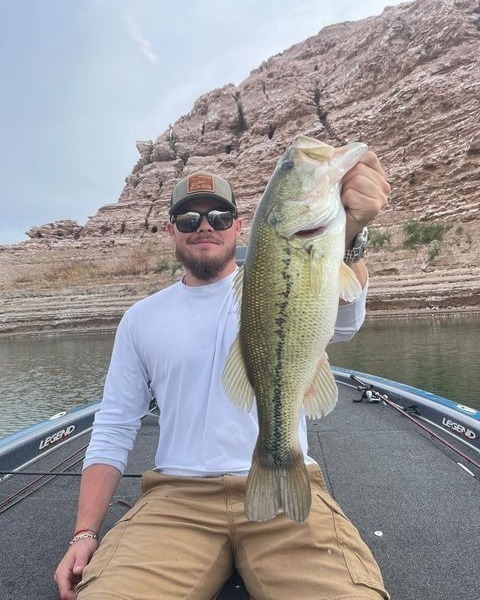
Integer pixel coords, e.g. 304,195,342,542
76,466,389,600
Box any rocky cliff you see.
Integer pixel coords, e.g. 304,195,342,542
28,0,480,238
2,0,480,335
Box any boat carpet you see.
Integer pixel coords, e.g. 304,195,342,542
0,383,479,600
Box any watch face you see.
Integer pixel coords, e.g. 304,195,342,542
356,227,369,248
344,227,368,264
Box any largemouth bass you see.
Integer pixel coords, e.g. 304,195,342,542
223,135,368,522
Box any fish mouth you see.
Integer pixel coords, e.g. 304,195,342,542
294,224,327,238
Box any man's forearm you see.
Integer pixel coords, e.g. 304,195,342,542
74,464,122,533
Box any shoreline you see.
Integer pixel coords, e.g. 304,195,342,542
2,305,479,339
2,227,479,338
365,305,480,320
2,243,479,338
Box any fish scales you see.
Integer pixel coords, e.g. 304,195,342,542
223,135,368,522
242,224,337,458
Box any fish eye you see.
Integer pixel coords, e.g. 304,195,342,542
280,159,294,171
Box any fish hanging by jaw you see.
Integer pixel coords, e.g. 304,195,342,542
223,135,367,523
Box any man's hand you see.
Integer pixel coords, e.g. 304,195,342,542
54,538,98,600
341,150,391,247
337,149,390,293
54,464,121,598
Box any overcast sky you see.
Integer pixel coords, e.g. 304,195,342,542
0,0,409,245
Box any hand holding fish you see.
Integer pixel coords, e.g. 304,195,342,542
340,150,391,247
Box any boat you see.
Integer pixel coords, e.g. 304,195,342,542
1,370,479,599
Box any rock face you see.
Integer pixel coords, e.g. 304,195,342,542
28,0,479,239
2,0,479,336
26,220,83,240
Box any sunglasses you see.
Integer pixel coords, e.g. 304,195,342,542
171,209,236,233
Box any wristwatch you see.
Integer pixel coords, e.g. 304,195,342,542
344,227,369,264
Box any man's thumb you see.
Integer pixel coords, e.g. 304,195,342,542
73,562,85,575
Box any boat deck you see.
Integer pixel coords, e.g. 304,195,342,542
1,380,479,600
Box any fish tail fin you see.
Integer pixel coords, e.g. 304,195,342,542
246,448,311,523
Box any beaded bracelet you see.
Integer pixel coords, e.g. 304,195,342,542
69,531,99,546
73,528,98,538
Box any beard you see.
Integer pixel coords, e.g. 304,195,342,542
175,243,236,281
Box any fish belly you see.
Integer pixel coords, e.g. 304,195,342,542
240,228,339,522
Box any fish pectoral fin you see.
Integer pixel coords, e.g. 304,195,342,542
303,353,338,418
339,261,363,302
222,335,255,411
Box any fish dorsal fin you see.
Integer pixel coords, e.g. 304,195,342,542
303,353,338,418
339,262,363,302
222,335,255,412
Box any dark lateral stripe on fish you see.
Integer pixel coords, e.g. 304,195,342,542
271,247,292,461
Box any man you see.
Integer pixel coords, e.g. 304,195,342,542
55,151,391,600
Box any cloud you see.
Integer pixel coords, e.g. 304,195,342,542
123,12,159,66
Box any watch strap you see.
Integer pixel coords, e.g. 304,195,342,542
344,227,369,264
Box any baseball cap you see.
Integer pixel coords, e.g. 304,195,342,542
169,172,237,216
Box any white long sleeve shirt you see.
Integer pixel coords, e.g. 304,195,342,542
83,269,367,476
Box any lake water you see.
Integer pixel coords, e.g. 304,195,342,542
0,333,114,438
327,314,480,408
0,314,479,439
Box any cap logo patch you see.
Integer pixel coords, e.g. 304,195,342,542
187,173,215,194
